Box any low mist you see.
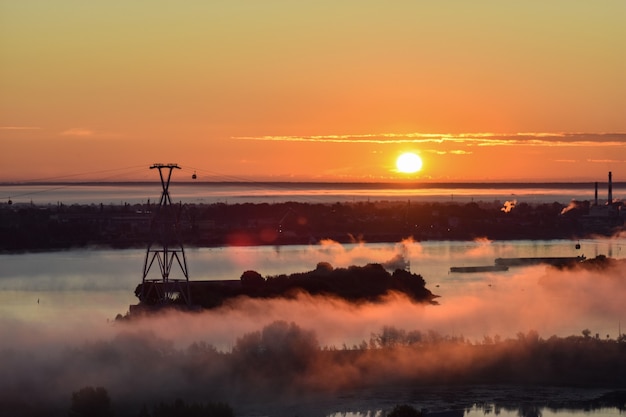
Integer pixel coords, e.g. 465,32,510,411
1,238,625,415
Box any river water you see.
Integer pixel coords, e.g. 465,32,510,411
1,238,625,416
1,181,621,205
2,239,623,330
1,182,625,415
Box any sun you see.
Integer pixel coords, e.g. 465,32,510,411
396,152,423,174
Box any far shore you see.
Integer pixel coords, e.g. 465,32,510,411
1,198,624,253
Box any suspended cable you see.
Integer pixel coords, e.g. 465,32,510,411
2,163,384,206
0,164,150,201
179,165,342,205
7,164,149,184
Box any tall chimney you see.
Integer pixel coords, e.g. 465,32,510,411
595,182,598,206
607,171,613,206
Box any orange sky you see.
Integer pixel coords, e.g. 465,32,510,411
1,1,625,182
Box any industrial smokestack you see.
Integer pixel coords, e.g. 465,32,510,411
595,182,598,206
608,171,613,205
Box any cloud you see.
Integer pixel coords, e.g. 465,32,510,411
232,132,626,148
586,159,626,164
60,128,95,137
0,126,42,130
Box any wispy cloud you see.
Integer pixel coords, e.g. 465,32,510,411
424,149,473,156
60,128,95,137
0,126,42,130
586,158,625,164
233,132,626,147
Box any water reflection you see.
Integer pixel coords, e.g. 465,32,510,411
517,405,542,417
0,183,608,206
322,390,625,417
1,239,626,415
1,238,625,336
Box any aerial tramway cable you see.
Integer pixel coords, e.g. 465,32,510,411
0,164,149,201
179,165,332,205
3,163,347,206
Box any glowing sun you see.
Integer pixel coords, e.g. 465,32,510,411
396,152,423,174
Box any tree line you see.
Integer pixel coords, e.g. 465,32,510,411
6,321,626,416
136,262,438,309
3,198,621,252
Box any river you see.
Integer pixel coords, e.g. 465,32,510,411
1,238,625,415
2,239,622,330
1,181,621,206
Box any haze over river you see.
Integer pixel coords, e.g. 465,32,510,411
1,182,625,416
1,238,625,416
1,180,623,206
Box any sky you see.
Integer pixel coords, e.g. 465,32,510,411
1,1,625,183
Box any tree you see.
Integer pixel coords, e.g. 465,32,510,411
240,270,265,286
150,398,234,417
315,261,334,273
372,326,407,348
387,404,422,417
136,404,150,417
232,321,319,376
69,386,113,417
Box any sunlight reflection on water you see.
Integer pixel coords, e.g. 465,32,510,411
0,182,614,205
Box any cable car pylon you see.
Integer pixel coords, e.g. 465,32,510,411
140,163,191,307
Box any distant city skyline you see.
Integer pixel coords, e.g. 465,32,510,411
1,1,625,182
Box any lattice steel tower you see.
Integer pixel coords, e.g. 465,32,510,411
140,163,191,306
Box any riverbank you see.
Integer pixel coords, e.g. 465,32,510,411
1,199,624,252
